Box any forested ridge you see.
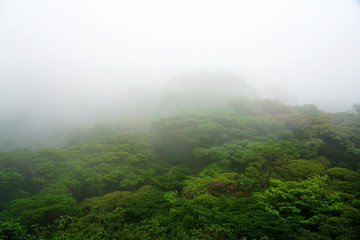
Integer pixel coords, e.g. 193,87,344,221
1,98,360,240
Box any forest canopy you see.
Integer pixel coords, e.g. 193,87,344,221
1,93,360,240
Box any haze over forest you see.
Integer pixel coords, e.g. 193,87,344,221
1,0,360,150
2,1,360,239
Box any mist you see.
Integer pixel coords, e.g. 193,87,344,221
1,0,360,150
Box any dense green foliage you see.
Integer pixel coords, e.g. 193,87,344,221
1,98,360,239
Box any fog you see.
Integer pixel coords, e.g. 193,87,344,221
1,0,360,149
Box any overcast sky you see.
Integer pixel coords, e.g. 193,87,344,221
1,0,360,122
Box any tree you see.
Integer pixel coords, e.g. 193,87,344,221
0,220,33,240
257,177,343,234
8,184,79,226
243,141,299,189
352,103,360,115
304,116,360,168
276,159,327,181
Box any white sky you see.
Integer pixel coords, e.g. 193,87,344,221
1,0,360,118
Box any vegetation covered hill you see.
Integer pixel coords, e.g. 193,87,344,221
1,97,360,239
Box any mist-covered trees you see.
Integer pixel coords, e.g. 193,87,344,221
152,110,293,164
0,97,359,239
